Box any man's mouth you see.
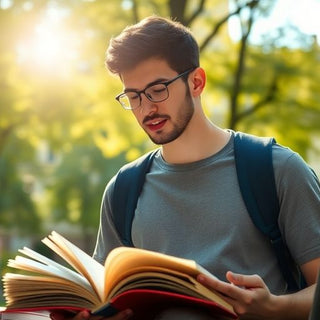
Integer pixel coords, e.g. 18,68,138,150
145,118,168,131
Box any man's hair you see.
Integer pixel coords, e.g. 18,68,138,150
105,15,199,75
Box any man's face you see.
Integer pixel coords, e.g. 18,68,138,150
120,58,195,145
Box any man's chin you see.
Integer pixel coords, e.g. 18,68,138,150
148,133,180,145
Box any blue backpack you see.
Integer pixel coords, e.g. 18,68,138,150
109,131,306,292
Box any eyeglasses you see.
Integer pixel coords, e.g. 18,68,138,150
116,68,195,110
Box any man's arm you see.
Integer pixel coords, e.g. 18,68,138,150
301,257,320,285
197,258,320,320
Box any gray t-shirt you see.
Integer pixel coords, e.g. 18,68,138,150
93,132,320,296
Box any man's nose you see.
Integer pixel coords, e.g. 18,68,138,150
139,93,158,114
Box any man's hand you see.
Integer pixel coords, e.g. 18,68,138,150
198,271,280,319
50,309,133,320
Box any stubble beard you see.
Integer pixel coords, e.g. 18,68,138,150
146,89,195,145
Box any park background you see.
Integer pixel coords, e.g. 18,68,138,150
0,0,320,305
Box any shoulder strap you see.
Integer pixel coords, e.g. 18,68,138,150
234,132,279,236
111,149,158,246
234,131,305,291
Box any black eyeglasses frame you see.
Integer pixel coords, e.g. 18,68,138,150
115,67,195,110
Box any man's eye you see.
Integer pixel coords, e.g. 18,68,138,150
127,93,139,100
153,88,166,93
149,85,166,94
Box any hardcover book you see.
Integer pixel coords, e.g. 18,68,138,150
1,231,237,319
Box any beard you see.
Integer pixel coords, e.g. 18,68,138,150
145,89,195,145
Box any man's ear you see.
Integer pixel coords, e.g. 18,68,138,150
189,67,206,97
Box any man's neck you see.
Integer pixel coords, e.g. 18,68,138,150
161,119,231,164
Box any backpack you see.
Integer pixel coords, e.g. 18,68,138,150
110,131,306,292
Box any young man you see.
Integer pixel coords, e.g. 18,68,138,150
51,16,320,320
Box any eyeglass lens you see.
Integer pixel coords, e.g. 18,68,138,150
119,83,168,109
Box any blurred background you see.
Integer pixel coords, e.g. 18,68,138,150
1,0,320,304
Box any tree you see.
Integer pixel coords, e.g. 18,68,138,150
1,0,319,241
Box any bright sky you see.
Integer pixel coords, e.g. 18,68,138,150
230,0,320,46
272,0,320,37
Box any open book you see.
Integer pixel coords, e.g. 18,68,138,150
1,231,237,319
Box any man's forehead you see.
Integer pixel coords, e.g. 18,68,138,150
120,60,174,90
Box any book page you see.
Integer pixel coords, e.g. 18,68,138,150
42,232,105,301
7,255,92,292
18,247,90,287
104,247,217,298
106,269,232,312
3,273,100,308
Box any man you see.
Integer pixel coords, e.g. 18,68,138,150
51,15,320,320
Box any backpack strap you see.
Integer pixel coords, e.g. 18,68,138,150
111,149,158,246
234,131,305,291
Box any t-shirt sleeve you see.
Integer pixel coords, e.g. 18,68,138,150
274,145,320,266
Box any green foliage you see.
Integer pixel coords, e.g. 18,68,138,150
0,0,319,240
48,143,126,228
0,154,41,234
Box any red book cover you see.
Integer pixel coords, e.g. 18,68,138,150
1,289,237,320
94,289,237,319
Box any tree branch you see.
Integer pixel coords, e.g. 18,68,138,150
236,75,278,122
228,1,258,129
185,0,206,26
131,0,139,23
199,0,259,52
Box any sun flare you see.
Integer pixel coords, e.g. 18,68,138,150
16,8,77,72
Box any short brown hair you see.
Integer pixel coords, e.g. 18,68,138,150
105,15,199,75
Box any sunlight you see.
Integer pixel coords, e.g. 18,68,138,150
0,0,12,9
27,23,64,64
16,6,78,73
